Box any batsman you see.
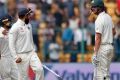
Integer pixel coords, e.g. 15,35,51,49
91,0,116,80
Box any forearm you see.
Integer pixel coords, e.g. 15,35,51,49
0,50,1,59
94,33,101,54
95,38,101,53
9,34,17,59
112,28,116,36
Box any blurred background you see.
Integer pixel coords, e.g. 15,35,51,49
0,0,120,80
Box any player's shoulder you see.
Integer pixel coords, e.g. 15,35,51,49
26,23,32,29
0,27,4,31
95,12,108,24
10,23,18,32
105,13,112,20
0,27,4,38
12,20,21,27
10,20,22,32
27,23,32,27
95,16,103,24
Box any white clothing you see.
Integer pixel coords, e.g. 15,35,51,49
95,11,114,44
69,18,79,30
9,19,44,80
93,44,114,80
49,43,60,60
93,12,114,80
0,27,19,80
17,52,44,80
74,29,82,44
9,19,34,59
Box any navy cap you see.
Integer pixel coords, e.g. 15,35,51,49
0,14,12,26
18,8,33,17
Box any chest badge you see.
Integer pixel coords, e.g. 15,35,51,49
20,27,24,32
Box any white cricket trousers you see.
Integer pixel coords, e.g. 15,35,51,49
17,51,44,80
93,44,114,80
0,56,19,80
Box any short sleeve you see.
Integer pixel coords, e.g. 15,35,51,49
95,20,103,34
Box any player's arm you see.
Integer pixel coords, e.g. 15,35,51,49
94,33,101,54
29,24,36,51
94,20,103,54
0,38,1,59
9,27,18,59
112,27,116,36
0,30,3,59
111,19,116,36
9,27,22,63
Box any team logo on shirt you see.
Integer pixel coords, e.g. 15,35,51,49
28,26,30,30
19,27,24,32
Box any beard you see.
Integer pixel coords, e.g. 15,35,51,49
25,18,29,24
6,24,12,29
3,23,12,29
7,25,12,29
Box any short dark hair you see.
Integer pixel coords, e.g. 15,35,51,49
99,6,107,12
18,14,25,19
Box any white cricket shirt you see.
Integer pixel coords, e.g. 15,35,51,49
0,27,11,57
95,11,114,44
9,19,35,59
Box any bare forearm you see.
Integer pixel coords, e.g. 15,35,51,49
112,28,116,36
94,33,101,54
95,38,101,53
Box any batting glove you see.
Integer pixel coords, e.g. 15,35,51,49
92,54,99,67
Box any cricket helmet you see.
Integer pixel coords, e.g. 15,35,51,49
91,0,104,8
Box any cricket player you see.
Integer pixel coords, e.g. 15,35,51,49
91,0,116,80
9,8,44,80
0,14,19,80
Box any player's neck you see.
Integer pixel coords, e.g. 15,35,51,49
19,18,25,23
97,9,105,15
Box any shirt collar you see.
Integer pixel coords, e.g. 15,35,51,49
98,11,105,17
18,18,25,26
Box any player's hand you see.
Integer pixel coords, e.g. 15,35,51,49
2,30,8,35
16,57,22,63
92,54,99,67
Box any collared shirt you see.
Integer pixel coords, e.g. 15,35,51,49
9,19,35,59
0,27,11,57
95,11,114,44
